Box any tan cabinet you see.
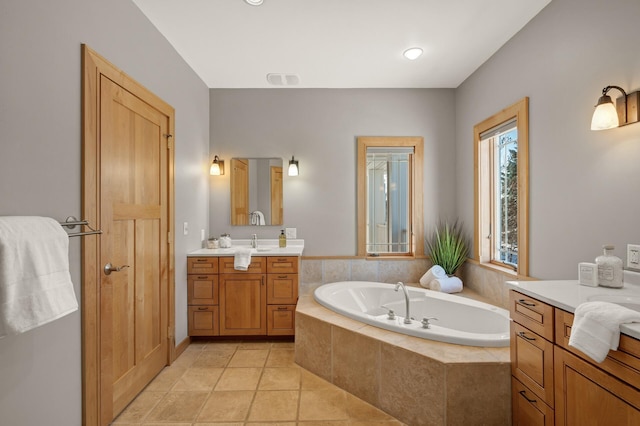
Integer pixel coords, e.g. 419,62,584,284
219,273,266,335
554,346,640,425
187,255,299,338
187,257,219,336
266,257,298,335
510,289,640,426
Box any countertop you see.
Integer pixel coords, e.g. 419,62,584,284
507,270,640,340
188,239,304,257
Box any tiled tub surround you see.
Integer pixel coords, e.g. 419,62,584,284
295,289,511,426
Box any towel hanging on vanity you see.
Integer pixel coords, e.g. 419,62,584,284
234,247,252,271
0,216,78,337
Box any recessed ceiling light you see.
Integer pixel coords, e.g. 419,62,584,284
403,47,423,60
244,0,263,5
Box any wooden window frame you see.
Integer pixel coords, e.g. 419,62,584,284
474,98,529,276
357,136,424,258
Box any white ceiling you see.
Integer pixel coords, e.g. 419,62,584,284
133,0,551,89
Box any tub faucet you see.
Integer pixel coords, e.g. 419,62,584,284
250,234,258,248
394,281,412,324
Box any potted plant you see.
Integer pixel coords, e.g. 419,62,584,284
426,220,469,276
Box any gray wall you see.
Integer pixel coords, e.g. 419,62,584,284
455,0,640,279
0,1,210,424
209,89,457,255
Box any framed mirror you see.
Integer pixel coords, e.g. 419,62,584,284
230,157,283,226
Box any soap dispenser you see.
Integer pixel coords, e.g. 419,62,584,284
279,230,287,248
595,244,623,288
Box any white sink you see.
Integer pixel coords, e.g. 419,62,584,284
255,247,274,252
586,294,640,312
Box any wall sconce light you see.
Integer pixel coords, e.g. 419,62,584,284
591,85,640,131
210,155,225,175
288,156,299,176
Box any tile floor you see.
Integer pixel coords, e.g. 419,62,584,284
111,340,406,425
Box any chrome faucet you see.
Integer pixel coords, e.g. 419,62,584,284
394,281,412,324
250,234,258,248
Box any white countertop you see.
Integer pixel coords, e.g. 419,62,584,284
188,239,304,257
507,270,640,340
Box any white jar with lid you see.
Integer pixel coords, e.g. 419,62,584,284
595,244,623,288
219,233,232,248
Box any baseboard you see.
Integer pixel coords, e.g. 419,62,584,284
175,335,191,360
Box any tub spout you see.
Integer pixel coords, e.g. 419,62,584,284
394,281,412,324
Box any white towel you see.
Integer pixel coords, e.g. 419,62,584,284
234,247,252,271
569,301,640,363
429,276,463,294
419,265,447,288
0,216,78,337
251,211,265,226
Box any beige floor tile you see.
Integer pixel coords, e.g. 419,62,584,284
228,349,270,367
112,390,164,423
344,393,395,421
145,391,209,422
171,367,224,391
298,389,349,421
192,349,235,368
258,368,301,390
196,390,254,422
239,341,274,349
202,342,240,351
193,423,243,426
295,422,350,425
300,369,334,390
144,366,187,392
170,349,201,368
271,341,295,349
215,367,263,391
247,390,299,422
265,348,297,367
141,423,192,426
244,422,296,425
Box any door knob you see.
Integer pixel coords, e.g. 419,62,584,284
104,263,130,276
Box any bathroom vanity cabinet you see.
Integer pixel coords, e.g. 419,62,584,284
510,290,640,425
187,255,299,337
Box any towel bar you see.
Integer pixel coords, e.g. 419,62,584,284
60,216,102,237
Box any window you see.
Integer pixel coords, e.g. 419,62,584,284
357,137,424,257
474,98,529,275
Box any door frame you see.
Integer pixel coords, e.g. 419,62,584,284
81,45,176,426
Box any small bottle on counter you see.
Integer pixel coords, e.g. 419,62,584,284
595,244,623,288
279,229,287,248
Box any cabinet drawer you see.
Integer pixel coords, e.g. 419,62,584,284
187,275,218,305
267,305,295,336
267,257,298,274
267,274,298,304
511,322,555,407
510,290,555,341
512,377,554,426
187,257,218,274
555,308,640,390
188,305,219,336
219,256,266,274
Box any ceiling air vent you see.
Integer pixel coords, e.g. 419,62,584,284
266,73,300,86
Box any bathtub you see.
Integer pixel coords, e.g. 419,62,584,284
313,281,510,347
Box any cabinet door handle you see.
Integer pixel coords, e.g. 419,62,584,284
277,306,288,310
278,275,288,279
518,331,536,341
197,307,208,311
518,299,536,307
196,259,208,262
197,276,208,279
519,390,537,403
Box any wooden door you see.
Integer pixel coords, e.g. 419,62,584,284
230,158,249,225
82,46,175,426
270,166,283,225
219,274,266,335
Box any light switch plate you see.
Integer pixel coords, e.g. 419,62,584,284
183,222,189,236
627,244,640,270
285,228,297,239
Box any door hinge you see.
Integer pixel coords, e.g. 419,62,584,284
167,231,172,243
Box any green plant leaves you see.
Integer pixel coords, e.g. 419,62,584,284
426,220,469,275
